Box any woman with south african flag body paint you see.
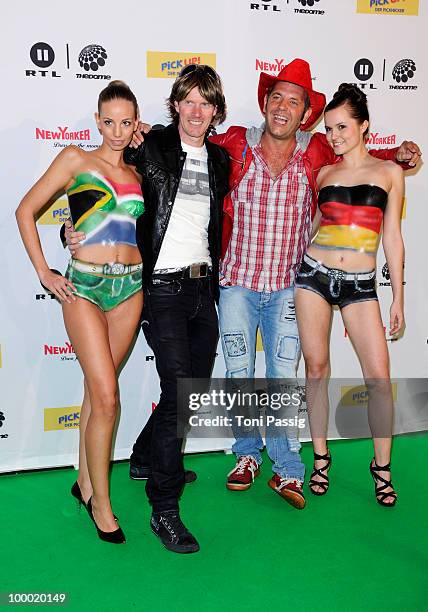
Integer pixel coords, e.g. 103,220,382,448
16,81,144,544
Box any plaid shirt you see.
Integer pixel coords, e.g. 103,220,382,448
220,142,312,292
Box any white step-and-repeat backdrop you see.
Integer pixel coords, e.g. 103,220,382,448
1,0,427,472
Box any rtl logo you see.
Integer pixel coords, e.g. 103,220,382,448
250,0,286,11
353,58,376,89
26,42,60,78
36,293,56,301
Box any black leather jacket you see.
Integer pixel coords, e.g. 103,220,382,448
124,123,229,301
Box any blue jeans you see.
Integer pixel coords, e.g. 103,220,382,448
219,284,305,481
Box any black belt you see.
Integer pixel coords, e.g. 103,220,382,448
152,263,212,280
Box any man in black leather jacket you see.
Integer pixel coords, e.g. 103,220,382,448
64,66,228,552
126,122,228,302
123,66,229,553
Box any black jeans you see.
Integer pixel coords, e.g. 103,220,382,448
131,275,218,512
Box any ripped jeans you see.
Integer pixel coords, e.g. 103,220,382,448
218,284,305,481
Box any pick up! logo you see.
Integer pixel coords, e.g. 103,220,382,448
341,383,398,406
37,196,69,225
356,0,419,16
146,51,216,78
44,406,81,431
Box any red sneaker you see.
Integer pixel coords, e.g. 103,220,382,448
226,455,260,491
268,474,306,509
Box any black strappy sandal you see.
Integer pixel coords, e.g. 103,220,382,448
369,459,397,507
309,451,332,496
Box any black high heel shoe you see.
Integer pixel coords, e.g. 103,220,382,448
370,459,397,507
71,481,86,508
71,481,119,520
86,498,126,544
309,451,332,496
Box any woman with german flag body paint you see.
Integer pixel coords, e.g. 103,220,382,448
295,83,404,507
16,81,144,542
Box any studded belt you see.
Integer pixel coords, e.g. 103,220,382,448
69,258,143,276
302,254,375,298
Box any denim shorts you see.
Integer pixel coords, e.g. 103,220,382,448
65,259,142,312
295,254,378,309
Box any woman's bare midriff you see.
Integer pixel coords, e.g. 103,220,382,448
73,244,142,265
306,245,376,272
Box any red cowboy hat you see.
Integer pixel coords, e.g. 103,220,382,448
258,58,326,131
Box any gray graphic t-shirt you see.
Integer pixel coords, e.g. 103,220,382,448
155,141,212,270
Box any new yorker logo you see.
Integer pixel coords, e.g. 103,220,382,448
36,127,91,141
255,58,286,72
366,132,396,146
44,342,77,361
44,342,74,355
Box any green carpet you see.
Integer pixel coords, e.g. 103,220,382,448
1,434,427,611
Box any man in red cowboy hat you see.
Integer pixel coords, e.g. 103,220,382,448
210,58,419,509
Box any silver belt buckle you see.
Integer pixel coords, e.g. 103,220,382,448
105,262,126,275
190,263,202,278
328,268,344,298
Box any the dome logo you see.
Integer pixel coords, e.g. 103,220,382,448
78,44,108,72
392,59,416,84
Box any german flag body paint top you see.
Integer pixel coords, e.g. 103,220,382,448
66,171,144,247
313,184,388,255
